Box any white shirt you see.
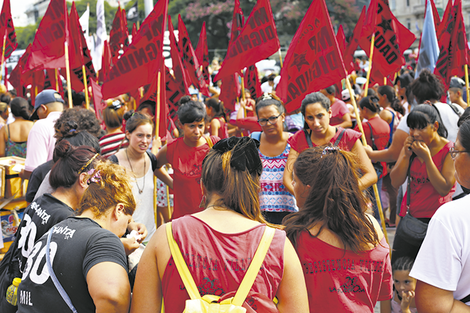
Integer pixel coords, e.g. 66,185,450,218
410,194,470,303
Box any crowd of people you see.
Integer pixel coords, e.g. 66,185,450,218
0,60,468,313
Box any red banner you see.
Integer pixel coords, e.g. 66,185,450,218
98,40,112,84
24,0,68,72
67,2,96,91
434,0,467,86
90,78,106,122
195,22,210,87
109,7,129,64
0,0,17,59
344,7,366,74
277,0,347,113
219,73,240,111
165,66,186,122
214,0,279,81
177,15,209,96
168,15,190,92
10,44,32,93
245,65,261,99
102,0,168,99
359,0,415,78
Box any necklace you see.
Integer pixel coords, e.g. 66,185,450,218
126,149,146,194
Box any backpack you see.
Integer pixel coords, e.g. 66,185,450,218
166,222,277,313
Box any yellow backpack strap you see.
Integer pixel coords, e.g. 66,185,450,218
204,135,213,148
232,226,276,306
166,222,201,300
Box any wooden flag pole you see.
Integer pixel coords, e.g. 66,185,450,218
82,65,90,110
465,64,470,107
364,34,376,97
278,48,283,69
154,70,161,227
345,76,389,245
64,42,73,108
0,32,6,83
241,75,246,117
55,69,59,91
384,77,387,86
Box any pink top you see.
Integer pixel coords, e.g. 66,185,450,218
162,215,285,312
330,98,350,126
25,111,62,172
296,231,393,312
288,127,361,154
166,136,219,219
399,141,455,218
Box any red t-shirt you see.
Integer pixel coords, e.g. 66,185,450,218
288,127,361,153
166,136,219,219
355,116,390,177
330,98,350,126
162,215,285,312
399,141,455,218
296,231,393,312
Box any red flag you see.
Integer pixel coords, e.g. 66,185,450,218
434,0,468,86
195,22,210,87
99,40,112,84
164,66,186,122
168,15,190,91
132,23,138,38
90,78,106,122
67,2,97,91
143,70,169,138
44,69,64,95
10,44,32,94
219,72,240,111
361,0,378,39
277,0,347,113
437,0,452,39
24,0,68,72
214,0,280,81
0,0,17,59
245,65,261,99
428,0,441,32
102,0,168,99
359,0,415,78
177,15,209,96
109,7,129,64
230,0,245,42
336,25,346,56
344,7,366,74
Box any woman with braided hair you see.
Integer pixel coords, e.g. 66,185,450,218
131,137,309,313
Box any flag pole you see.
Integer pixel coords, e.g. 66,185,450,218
278,48,283,69
465,64,470,107
345,76,389,245
364,34,376,97
82,65,90,109
0,32,7,83
64,42,73,108
55,69,59,91
154,70,161,227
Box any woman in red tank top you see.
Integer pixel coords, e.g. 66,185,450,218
131,137,309,313
283,146,393,312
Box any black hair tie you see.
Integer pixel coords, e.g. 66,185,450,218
212,137,262,175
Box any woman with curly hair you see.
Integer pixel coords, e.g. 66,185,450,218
284,146,392,312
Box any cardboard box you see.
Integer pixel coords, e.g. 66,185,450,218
0,157,28,199
0,208,24,253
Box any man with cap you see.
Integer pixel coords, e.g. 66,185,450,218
22,89,64,179
448,77,467,110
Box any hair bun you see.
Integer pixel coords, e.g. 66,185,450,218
53,139,73,161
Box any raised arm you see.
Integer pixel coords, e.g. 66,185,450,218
352,140,377,190
389,137,414,189
365,129,408,163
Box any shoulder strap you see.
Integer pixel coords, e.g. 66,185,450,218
232,226,275,306
7,123,10,140
250,131,262,141
46,227,78,313
460,294,470,304
204,135,214,148
366,123,378,150
406,153,417,210
448,103,462,117
304,129,313,148
166,223,276,305
146,151,158,172
333,128,346,147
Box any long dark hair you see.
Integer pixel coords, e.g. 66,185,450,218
378,85,405,115
407,104,448,138
283,147,379,252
